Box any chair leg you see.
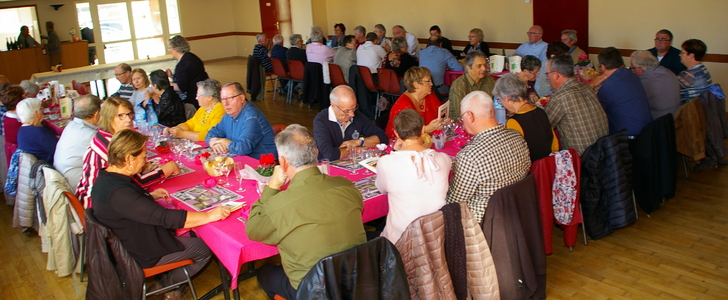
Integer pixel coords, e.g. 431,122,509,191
79,233,85,282
682,154,689,178
632,190,639,221
183,266,199,300
580,204,588,246
273,78,279,101
286,81,294,105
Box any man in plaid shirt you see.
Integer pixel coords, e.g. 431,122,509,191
544,55,609,154
446,91,531,223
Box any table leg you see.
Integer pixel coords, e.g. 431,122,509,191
233,262,258,300
198,257,231,300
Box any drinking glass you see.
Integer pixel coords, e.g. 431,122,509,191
361,149,373,175
234,162,246,193
349,147,360,175
221,163,233,187
212,162,224,185
319,159,330,175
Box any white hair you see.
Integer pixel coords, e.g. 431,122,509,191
460,91,494,120
16,98,42,123
310,26,324,42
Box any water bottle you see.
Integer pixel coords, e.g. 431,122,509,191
493,97,506,125
134,103,147,132
146,100,159,126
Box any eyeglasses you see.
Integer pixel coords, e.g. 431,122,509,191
116,112,134,120
545,71,553,76
114,72,128,76
220,94,242,102
654,38,672,42
468,35,478,38
527,32,542,35
334,104,358,115
459,111,473,120
418,79,433,84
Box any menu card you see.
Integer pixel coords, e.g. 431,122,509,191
172,184,243,211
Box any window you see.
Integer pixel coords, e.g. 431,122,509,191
0,6,40,51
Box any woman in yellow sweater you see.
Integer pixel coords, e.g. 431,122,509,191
164,78,225,141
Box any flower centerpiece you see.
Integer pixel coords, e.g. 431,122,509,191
575,54,591,67
452,127,472,148
255,153,276,177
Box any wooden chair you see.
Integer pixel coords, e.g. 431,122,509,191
271,58,290,101
287,60,306,105
328,64,348,87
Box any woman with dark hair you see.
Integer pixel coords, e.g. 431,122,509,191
1,85,26,164
382,36,418,78
145,69,187,127
516,55,541,104
91,129,230,300
376,109,451,243
385,67,443,140
165,35,209,107
76,97,179,208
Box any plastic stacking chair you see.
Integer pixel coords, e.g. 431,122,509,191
142,260,198,300
63,192,87,282
287,60,306,105
271,124,287,136
329,64,348,87
271,58,290,101
357,66,383,119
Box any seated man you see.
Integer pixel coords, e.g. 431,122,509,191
253,33,273,72
429,25,457,57
595,47,653,136
353,25,366,46
678,39,713,104
286,34,307,63
270,34,288,66
356,32,386,74
53,94,101,188
449,50,495,115
419,36,464,96
392,25,419,58
313,86,387,161
205,82,278,159
110,63,134,99
648,29,686,76
561,29,586,64
544,55,609,154
446,91,531,223
247,124,366,299
630,50,681,119
514,25,549,97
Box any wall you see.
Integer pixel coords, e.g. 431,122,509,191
290,0,314,41
179,0,237,60
231,0,262,56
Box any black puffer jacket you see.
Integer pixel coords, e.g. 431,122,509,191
296,237,410,300
580,130,636,240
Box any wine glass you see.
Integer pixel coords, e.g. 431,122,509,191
221,163,233,187
171,140,183,164
212,161,224,185
234,162,246,193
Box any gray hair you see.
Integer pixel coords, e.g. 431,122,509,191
256,33,266,43
74,94,101,119
197,78,221,100
521,55,542,72
630,50,659,69
272,34,283,45
19,80,40,96
393,25,406,32
289,34,302,45
561,29,577,42
168,35,190,53
548,55,575,77
16,97,41,123
492,73,527,102
460,91,494,120
464,50,486,68
329,85,355,105
354,26,366,35
310,26,324,42
275,124,318,168
221,81,246,95
391,36,408,52
374,24,386,33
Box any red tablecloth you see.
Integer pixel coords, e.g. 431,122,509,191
152,151,386,290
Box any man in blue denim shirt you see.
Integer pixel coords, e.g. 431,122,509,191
205,82,278,159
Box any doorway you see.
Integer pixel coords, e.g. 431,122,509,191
259,0,292,45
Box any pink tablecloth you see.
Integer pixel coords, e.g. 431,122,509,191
152,152,386,290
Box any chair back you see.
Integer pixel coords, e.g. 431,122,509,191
64,191,85,230
271,124,287,136
357,66,380,92
444,71,464,87
271,58,290,79
377,68,400,95
329,64,348,87
287,60,305,81
183,103,196,120
296,237,410,300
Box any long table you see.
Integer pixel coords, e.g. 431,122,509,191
152,152,388,296
30,54,176,87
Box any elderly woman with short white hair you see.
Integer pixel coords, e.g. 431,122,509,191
165,35,209,107
16,98,59,163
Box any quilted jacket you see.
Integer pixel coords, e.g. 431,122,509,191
395,202,500,300
11,152,37,229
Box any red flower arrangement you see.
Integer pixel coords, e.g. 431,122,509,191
155,140,170,154
194,152,211,165
256,153,275,176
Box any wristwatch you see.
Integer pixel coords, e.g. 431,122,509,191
359,136,365,147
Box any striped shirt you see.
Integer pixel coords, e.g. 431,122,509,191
75,129,166,208
545,77,609,154
678,64,713,104
111,83,134,100
253,44,273,72
446,125,531,223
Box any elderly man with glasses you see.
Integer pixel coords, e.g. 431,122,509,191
647,29,686,75
514,25,550,97
110,63,134,99
313,86,387,161
205,82,277,159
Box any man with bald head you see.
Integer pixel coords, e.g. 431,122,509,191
313,85,387,160
446,91,531,223
515,25,549,96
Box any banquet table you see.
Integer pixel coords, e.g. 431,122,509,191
152,151,389,297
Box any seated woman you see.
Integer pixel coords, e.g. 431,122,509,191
129,68,152,107
1,85,25,165
385,66,443,140
494,74,558,162
461,28,491,58
76,97,179,208
515,55,541,104
144,70,187,127
376,109,451,243
91,129,230,300
382,36,418,78
333,35,357,84
16,98,59,163
163,79,225,141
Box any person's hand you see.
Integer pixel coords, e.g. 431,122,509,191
167,127,180,138
424,118,444,133
143,90,152,103
149,188,170,203
528,92,539,104
207,206,232,222
165,69,173,77
209,138,231,154
267,165,288,190
161,161,180,177
339,139,361,149
589,73,609,89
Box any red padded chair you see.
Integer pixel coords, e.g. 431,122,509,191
444,70,464,87
357,66,381,97
72,80,89,95
142,259,198,300
64,191,86,282
271,58,290,101
329,64,348,87
377,68,401,98
287,60,306,105
271,124,287,136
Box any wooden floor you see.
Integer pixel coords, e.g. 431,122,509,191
1,57,726,299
